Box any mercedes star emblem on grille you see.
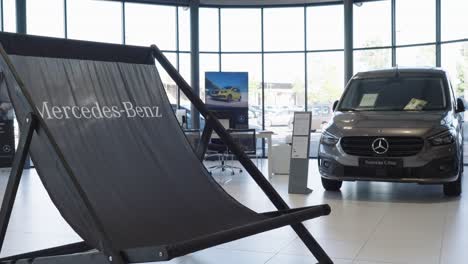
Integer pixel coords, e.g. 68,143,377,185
371,138,389,154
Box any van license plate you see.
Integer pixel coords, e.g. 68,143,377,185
359,158,403,168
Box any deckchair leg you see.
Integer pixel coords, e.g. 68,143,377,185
6,250,111,264
0,113,127,264
196,116,213,160
0,113,37,252
294,224,333,264
152,46,333,264
0,241,92,262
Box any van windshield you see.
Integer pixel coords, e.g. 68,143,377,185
338,77,447,111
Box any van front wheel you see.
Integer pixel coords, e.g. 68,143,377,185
443,159,462,197
321,177,342,191
444,175,462,197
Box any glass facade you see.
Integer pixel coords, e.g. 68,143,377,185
354,0,391,48
395,0,435,45
443,42,468,100
26,0,64,38
307,5,343,50
125,3,177,49
354,48,392,73
3,0,16,32
67,0,122,44
263,7,304,52
396,45,436,67
199,8,219,52
442,0,468,41
264,53,305,142
3,0,467,155
221,9,261,52
178,7,191,52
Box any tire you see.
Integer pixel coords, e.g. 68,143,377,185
462,147,465,172
238,96,242,102
321,177,342,191
444,175,462,197
227,95,233,102
443,155,463,197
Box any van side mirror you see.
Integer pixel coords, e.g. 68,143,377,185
456,98,465,113
332,100,339,111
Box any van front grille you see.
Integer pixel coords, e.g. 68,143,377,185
340,137,424,157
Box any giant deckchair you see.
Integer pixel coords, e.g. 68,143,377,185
0,32,333,264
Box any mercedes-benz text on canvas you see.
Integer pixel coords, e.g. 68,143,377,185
38,101,163,120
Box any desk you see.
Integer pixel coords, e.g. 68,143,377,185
257,130,274,179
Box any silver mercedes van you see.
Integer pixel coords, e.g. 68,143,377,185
318,68,465,196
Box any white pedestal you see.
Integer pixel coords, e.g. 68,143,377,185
271,143,291,175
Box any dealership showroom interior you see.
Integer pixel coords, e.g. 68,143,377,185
1,0,468,263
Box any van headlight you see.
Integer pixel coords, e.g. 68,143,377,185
429,130,455,146
320,131,339,146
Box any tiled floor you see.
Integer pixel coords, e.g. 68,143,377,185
0,160,466,264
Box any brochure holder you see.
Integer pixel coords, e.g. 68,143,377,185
289,112,312,194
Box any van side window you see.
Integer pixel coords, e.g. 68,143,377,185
446,74,457,110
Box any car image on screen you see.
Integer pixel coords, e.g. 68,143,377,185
209,86,242,102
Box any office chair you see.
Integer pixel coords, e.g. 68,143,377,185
228,129,258,167
205,124,255,174
207,129,258,175
206,136,240,176
204,118,239,176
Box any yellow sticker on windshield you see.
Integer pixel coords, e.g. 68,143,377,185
404,98,428,110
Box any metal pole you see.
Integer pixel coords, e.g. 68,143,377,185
0,114,36,252
344,0,353,84
261,8,265,157
1,0,5,31
304,7,308,112
190,0,200,129
176,7,181,108
218,8,221,70
391,0,396,67
436,0,441,67
15,0,26,34
64,0,68,38
122,0,126,45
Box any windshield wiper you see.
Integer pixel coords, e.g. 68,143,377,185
338,108,358,112
370,108,404,111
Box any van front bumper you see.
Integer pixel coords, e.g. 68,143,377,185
318,156,459,184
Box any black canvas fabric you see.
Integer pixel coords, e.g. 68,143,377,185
0,53,265,252
0,32,154,65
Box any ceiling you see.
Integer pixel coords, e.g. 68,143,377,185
106,0,343,7
199,0,341,6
